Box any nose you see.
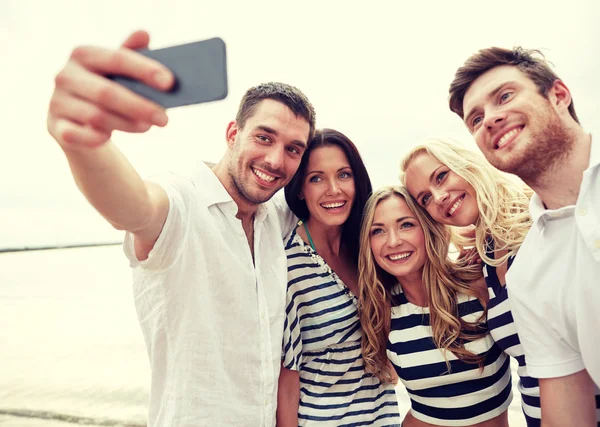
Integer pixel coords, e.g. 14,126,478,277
483,107,507,131
326,179,341,195
264,145,285,171
387,229,404,248
432,188,449,206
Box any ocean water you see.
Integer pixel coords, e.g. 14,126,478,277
0,246,147,426
0,245,528,426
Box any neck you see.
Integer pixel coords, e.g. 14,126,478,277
528,130,591,210
212,159,259,222
396,268,428,307
305,218,344,256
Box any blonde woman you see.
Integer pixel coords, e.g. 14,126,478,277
358,185,512,427
400,138,600,426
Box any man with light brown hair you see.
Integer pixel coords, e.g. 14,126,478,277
449,47,599,427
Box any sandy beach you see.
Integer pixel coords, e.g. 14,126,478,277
0,245,528,427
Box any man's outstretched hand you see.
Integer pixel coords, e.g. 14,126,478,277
47,30,175,150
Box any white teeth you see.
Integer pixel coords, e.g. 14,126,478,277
322,202,345,209
253,168,275,182
448,196,463,216
497,128,520,148
388,252,411,261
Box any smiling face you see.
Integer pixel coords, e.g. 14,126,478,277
404,152,479,227
462,65,573,182
369,195,427,281
227,99,310,205
300,145,356,228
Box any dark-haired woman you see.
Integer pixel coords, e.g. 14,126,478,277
276,129,401,426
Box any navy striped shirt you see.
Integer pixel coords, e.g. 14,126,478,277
282,228,401,426
387,284,512,426
484,238,600,426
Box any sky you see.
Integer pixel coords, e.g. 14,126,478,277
1,0,599,249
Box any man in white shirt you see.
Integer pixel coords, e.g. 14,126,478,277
46,30,315,426
448,47,599,426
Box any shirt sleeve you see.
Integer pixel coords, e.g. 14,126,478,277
507,287,586,379
282,271,303,371
271,191,297,239
123,173,193,271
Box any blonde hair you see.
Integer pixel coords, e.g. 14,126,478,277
400,138,532,266
358,185,487,383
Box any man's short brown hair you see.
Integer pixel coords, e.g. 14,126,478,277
236,82,316,140
449,47,579,124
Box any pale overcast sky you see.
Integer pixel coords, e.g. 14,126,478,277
1,0,598,248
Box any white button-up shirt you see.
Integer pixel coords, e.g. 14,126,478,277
123,163,294,427
507,135,600,388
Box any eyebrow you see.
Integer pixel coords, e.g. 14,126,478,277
307,165,351,175
464,81,517,125
371,216,414,227
256,125,277,136
255,125,307,149
415,165,445,202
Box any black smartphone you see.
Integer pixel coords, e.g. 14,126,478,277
109,37,228,108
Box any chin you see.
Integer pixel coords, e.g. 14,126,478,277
322,217,349,227
248,188,279,204
452,216,474,227
313,212,350,226
384,265,413,278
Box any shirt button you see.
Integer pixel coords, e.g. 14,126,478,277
578,208,588,216
595,239,600,249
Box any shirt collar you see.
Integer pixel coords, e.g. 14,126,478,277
191,161,233,207
529,193,546,224
191,161,268,221
588,133,600,169
529,132,595,229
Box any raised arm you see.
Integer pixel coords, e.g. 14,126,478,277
47,31,175,258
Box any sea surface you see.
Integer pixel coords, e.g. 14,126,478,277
0,245,528,426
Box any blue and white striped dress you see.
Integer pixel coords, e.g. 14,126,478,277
484,239,600,426
387,284,512,426
282,228,401,426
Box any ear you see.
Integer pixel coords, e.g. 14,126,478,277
549,80,573,115
298,193,304,200
225,121,238,149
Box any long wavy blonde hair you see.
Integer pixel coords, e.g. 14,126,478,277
399,138,532,266
358,185,487,384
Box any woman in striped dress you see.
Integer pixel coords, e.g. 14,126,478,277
358,185,512,427
399,138,600,426
277,129,401,426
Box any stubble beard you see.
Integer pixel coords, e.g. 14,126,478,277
491,106,574,186
227,144,280,206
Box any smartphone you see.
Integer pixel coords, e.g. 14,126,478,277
109,37,228,108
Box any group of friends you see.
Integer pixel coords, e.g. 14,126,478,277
47,31,599,427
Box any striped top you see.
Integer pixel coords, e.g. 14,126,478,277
484,239,600,426
386,284,512,426
282,228,401,426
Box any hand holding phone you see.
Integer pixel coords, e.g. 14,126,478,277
49,31,227,149
109,37,228,108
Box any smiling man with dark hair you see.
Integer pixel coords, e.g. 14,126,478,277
47,30,316,426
